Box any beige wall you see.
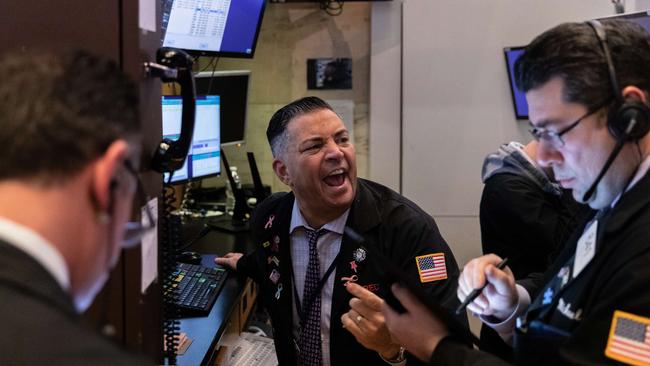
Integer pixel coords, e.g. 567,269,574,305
199,3,371,193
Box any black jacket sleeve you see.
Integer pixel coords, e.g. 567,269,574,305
431,337,510,366
480,174,569,278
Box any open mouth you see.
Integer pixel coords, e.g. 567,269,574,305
323,169,347,187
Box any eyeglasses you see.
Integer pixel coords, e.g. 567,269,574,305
122,160,156,248
529,99,611,149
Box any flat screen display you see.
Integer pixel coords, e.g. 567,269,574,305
162,0,266,58
162,95,221,183
195,70,249,145
504,46,528,120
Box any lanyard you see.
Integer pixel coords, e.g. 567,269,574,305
291,249,343,325
523,208,610,327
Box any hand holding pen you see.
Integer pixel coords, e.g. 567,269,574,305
456,256,514,317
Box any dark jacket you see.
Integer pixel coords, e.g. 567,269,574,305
0,240,151,365
479,143,587,360
238,178,464,365
432,169,650,365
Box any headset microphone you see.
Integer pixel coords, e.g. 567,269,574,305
582,114,638,202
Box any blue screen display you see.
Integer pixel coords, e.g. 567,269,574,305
162,95,221,183
504,47,528,120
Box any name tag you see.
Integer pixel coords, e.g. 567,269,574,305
573,220,598,278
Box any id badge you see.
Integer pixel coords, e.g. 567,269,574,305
573,220,598,278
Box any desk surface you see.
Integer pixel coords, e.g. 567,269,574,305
176,218,255,366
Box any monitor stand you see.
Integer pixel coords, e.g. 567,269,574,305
247,151,270,204
207,149,251,233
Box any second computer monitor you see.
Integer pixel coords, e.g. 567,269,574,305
162,95,221,184
504,46,527,120
194,70,249,146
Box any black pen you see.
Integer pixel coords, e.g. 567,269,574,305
455,258,509,315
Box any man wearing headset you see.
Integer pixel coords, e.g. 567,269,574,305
382,19,650,365
0,49,153,365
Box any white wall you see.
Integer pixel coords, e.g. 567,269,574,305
402,0,617,268
371,1,624,271
370,1,402,192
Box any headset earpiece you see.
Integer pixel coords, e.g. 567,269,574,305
587,20,650,142
581,20,650,203
608,99,650,141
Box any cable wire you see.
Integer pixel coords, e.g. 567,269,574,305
162,177,181,365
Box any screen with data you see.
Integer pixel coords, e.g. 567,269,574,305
195,71,249,145
162,0,266,58
162,95,221,183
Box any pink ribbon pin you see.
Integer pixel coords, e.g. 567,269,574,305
340,275,359,287
264,215,275,229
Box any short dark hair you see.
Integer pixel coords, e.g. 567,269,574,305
0,49,139,183
266,96,334,157
515,19,650,108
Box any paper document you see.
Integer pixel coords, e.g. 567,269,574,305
222,332,277,366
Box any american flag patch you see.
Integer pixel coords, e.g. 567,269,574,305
415,253,447,283
605,310,650,366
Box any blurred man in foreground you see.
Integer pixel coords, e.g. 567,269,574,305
0,49,153,365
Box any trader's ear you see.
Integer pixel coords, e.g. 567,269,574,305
272,158,292,187
90,140,130,213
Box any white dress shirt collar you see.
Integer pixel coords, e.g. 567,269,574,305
0,217,70,291
289,199,350,235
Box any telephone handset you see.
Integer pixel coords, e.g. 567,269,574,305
143,47,196,364
144,47,196,174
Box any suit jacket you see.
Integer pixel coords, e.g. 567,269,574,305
0,240,152,365
238,178,464,365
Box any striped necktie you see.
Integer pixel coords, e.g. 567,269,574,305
298,228,326,366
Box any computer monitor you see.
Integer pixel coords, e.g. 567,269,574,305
503,11,650,121
503,46,528,120
195,71,249,146
161,0,266,58
162,95,221,184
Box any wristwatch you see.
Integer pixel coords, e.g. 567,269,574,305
382,346,406,364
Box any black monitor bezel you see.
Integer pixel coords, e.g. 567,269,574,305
503,46,528,120
163,0,266,59
194,70,250,146
597,10,650,22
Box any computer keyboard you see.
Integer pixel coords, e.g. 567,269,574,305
172,262,227,316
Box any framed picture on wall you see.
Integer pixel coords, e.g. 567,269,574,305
307,58,352,90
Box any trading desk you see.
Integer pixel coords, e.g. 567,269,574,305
176,217,257,366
